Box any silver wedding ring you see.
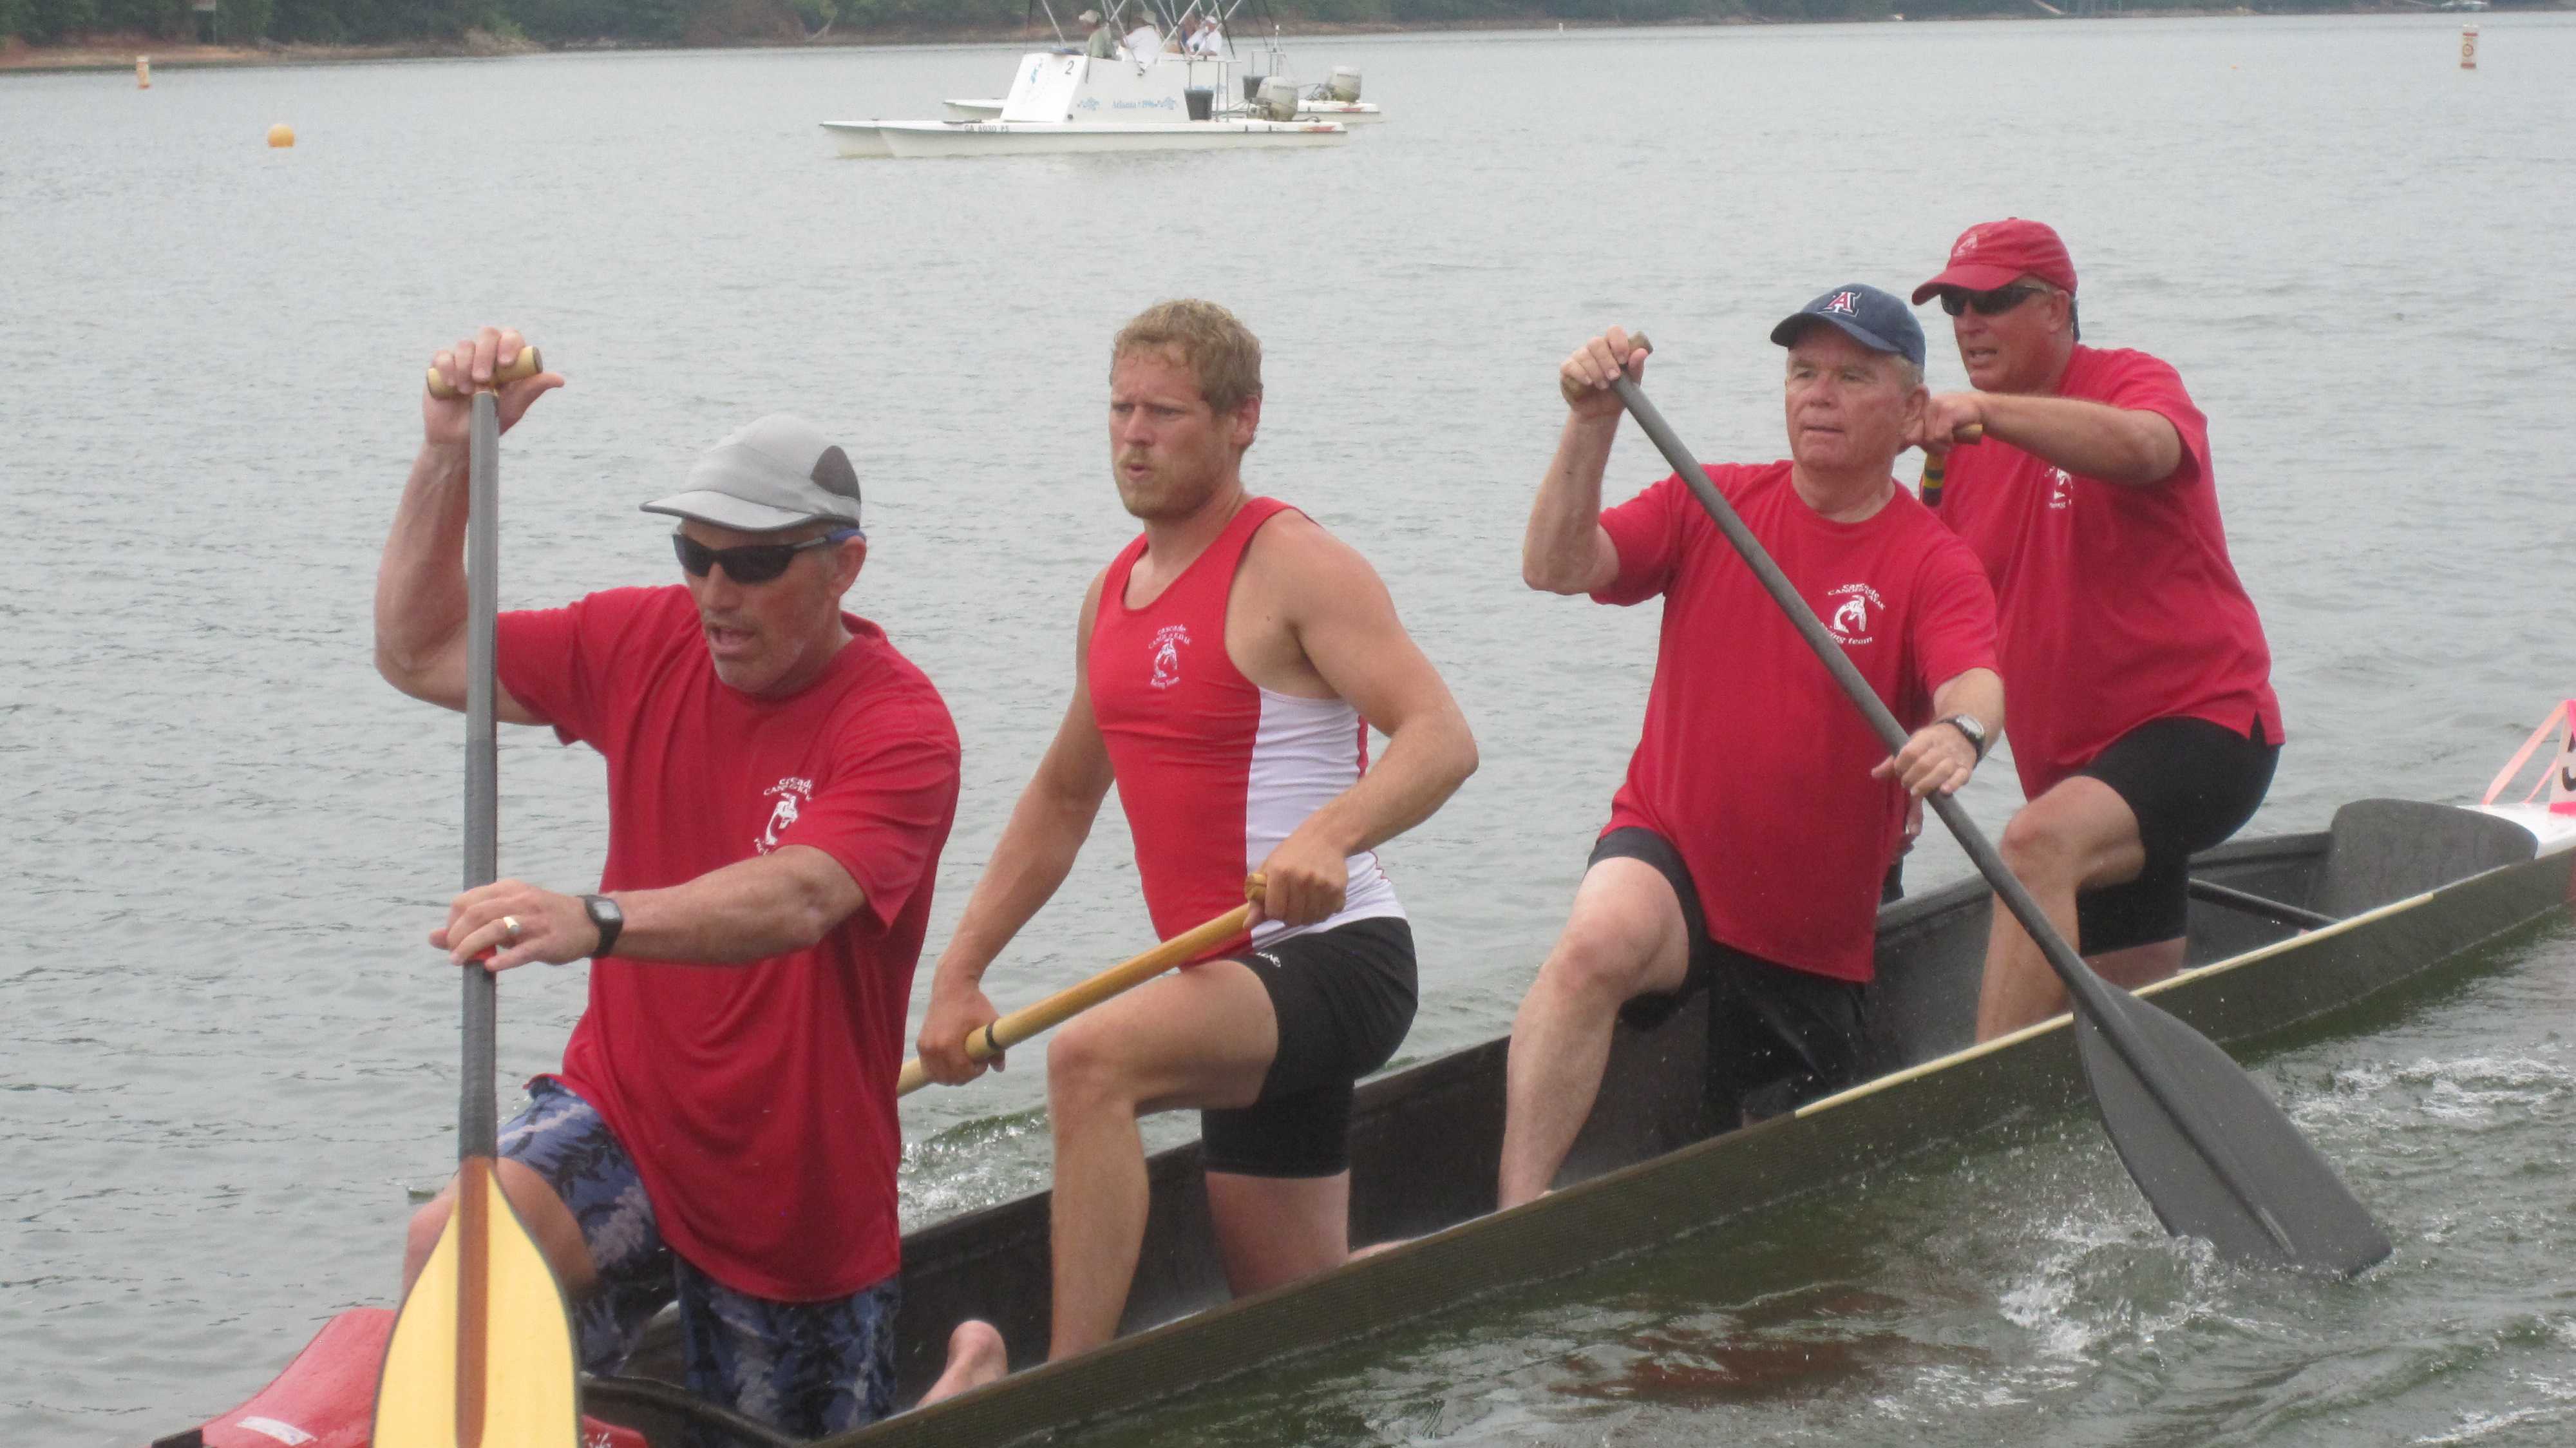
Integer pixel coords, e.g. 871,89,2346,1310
502,915,522,940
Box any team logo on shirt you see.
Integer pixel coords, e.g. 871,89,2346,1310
2048,466,2074,511
757,776,815,855
1824,291,1860,316
1825,582,1884,646
1148,624,1191,690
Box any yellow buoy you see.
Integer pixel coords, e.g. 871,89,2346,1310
268,123,296,148
136,56,150,88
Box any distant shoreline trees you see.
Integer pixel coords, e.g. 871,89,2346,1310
0,0,2527,54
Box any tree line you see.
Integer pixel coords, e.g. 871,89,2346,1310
0,0,2429,53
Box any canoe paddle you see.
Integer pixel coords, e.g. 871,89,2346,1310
374,343,583,1448
898,875,1266,1096
1609,338,2390,1275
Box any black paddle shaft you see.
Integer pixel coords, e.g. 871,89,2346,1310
460,390,501,1163
1607,365,2385,1272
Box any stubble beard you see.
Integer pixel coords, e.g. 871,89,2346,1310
1115,455,1225,522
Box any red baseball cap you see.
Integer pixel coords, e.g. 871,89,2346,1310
1911,218,2078,304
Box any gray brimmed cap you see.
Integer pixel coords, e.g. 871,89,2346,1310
641,414,864,534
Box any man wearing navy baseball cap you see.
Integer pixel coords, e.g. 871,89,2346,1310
1497,287,2004,1208
1907,220,2284,1043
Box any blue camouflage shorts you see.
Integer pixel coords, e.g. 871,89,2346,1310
498,1076,899,1437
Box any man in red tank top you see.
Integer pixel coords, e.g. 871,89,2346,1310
1906,220,2284,1041
1501,287,2004,1210
916,300,1479,1360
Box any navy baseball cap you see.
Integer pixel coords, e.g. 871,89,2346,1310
1768,283,1926,369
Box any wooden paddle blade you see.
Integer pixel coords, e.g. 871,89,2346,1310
374,1161,582,1448
2074,998,2391,1276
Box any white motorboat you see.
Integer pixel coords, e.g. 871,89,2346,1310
826,1,1376,158
824,50,1344,159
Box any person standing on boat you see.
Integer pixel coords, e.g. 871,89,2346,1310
1904,220,2282,1042
1188,15,1224,55
1123,15,1160,59
914,300,1479,1359
1080,9,1119,59
1499,287,2003,1210
375,332,1003,1435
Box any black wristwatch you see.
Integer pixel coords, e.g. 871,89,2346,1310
1940,714,1989,762
580,893,625,959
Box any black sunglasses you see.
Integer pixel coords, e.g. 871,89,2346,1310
1938,283,2050,318
672,529,857,584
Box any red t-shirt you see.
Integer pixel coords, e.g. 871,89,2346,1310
1595,463,1998,983
1929,345,2283,797
495,586,960,1300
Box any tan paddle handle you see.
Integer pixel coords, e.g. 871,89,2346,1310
897,873,1267,1097
425,345,544,401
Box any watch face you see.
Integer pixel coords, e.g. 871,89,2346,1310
587,895,622,926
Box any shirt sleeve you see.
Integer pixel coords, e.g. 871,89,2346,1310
2099,352,2211,489
1908,533,2001,698
773,698,962,934
494,596,604,747
1589,471,1691,607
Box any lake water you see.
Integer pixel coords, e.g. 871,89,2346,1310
6,12,2574,1446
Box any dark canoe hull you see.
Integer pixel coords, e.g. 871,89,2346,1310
586,800,2574,1448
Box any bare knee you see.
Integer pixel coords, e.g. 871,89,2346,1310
2000,806,2083,888
1535,920,1665,1011
1048,1018,1132,1118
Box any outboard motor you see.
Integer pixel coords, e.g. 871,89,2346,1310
1328,66,1363,102
1257,75,1301,121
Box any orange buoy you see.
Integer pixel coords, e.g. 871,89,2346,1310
268,123,296,148
136,56,150,88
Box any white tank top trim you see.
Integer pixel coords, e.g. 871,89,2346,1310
1245,685,1405,944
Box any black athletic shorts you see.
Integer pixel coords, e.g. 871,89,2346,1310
1591,827,1877,1123
1199,915,1416,1179
2071,716,2279,954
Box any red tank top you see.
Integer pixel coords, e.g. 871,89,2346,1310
1088,497,1403,949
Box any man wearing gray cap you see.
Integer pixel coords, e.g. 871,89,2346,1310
374,327,1001,1434
1497,288,2003,1208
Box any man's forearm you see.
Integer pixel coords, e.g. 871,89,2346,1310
606,847,860,964
374,442,474,695
1931,669,2005,745
1523,413,1619,593
930,785,1102,990
1978,393,2181,487
1290,708,1478,860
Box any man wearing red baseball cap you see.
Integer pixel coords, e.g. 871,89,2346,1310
1906,219,2284,1042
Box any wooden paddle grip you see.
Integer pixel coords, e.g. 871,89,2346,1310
895,875,1267,1098
426,345,545,401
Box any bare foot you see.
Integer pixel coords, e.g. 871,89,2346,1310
920,1319,1009,1405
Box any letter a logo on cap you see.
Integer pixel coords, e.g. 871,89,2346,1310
1825,291,1859,316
